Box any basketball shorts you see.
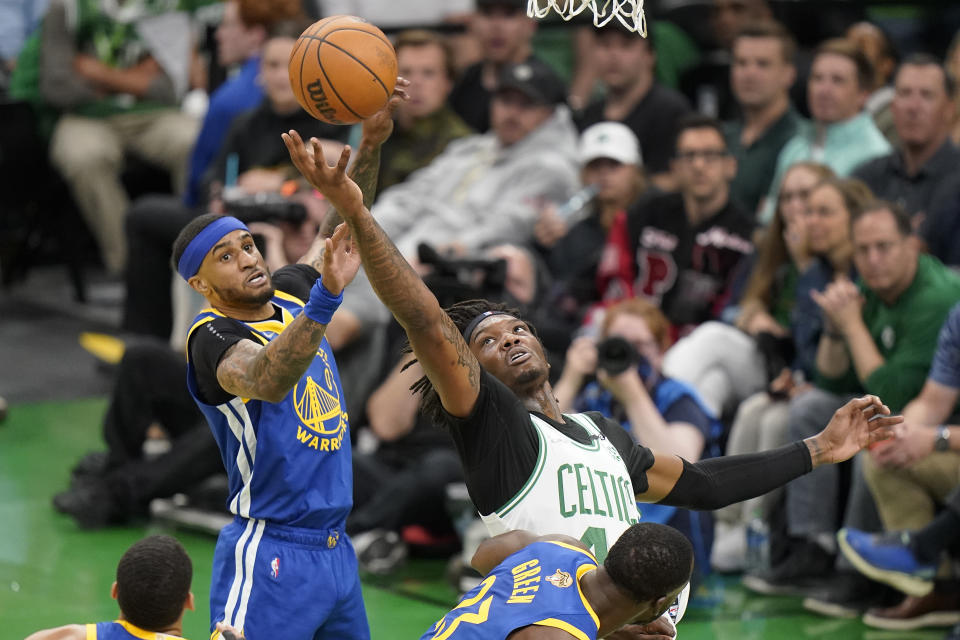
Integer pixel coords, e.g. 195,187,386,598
210,517,370,640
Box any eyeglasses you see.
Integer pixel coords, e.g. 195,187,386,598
675,149,728,163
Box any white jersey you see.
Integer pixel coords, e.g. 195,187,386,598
480,412,641,561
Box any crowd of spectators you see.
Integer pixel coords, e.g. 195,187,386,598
7,0,960,635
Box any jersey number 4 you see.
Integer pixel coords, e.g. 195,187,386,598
579,526,609,562
429,575,496,639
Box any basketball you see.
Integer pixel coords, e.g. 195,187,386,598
288,15,398,125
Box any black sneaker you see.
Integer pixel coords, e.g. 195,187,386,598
69,451,109,485
803,571,902,618
353,529,407,575
52,480,122,529
742,539,835,596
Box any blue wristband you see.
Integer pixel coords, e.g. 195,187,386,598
303,278,343,325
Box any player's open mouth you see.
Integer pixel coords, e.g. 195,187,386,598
508,350,530,364
247,271,267,286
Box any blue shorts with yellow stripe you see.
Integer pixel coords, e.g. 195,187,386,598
210,517,369,640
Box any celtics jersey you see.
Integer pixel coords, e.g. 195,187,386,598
186,289,352,530
481,413,640,561
420,540,600,640
86,620,185,639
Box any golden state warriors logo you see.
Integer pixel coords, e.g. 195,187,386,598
545,569,573,588
293,348,348,452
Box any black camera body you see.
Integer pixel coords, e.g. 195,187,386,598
596,336,654,381
418,243,508,308
224,192,307,225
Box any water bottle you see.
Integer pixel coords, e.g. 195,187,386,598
745,510,770,573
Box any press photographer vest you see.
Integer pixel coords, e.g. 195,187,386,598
480,413,640,562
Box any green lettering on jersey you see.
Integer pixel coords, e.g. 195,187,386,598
594,469,615,518
587,468,605,516
557,464,576,517
573,463,591,515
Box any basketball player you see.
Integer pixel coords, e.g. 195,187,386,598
281,135,901,638
420,522,693,640
25,535,194,640
174,87,406,640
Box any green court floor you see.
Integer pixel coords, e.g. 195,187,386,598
0,398,944,639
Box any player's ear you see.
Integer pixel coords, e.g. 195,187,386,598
189,274,210,296
110,581,119,600
186,591,195,611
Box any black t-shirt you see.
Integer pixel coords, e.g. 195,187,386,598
576,83,692,175
627,191,754,330
188,264,319,405
442,369,656,515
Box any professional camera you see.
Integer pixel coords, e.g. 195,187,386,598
596,336,653,381
418,243,508,308
223,192,307,225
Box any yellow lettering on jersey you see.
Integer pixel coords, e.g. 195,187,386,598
319,438,329,451
506,594,536,604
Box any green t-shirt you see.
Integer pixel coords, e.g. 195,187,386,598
816,253,960,411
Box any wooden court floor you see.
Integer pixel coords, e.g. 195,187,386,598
0,398,943,639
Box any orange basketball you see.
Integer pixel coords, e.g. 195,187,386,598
288,15,398,125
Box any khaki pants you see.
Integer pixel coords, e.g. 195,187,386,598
49,110,199,274
862,450,960,531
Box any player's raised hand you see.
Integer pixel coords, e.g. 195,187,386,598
320,222,360,295
361,76,411,147
282,130,364,218
806,394,903,467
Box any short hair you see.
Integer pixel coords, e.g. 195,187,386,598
814,38,874,92
601,298,672,352
595,21,656,53
170,213,224,273
403,299,534,425
237,0,303,29
852,200,913,237
395,29,458,82
116,535,193,630
673,114,727,154
733,20,797,64
604,523,693,603
897,53,955,98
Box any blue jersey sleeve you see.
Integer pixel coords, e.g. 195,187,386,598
929,303,960,389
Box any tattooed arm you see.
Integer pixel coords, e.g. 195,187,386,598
217,224,360,403
283,133,482,417
318,78,409,238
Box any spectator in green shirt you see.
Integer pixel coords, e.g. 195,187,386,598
723,20,803,218
745,200,960,610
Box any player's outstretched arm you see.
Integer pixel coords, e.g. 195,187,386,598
215,223,360,403
636,394,901,509
282,134,482,417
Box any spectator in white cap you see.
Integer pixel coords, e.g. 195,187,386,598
535,121,648,336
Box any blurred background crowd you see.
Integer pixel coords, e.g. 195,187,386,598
5,0,960,634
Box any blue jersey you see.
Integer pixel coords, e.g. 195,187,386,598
86,620,184,639
186,290,353,530
420,541,600,640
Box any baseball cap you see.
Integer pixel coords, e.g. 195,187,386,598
579,122,642,166
495,59,567,106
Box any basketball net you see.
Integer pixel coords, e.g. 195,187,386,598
527,0,647,37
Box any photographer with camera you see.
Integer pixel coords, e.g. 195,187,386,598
553,297,723,583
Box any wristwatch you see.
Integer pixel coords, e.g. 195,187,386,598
935,425,951,452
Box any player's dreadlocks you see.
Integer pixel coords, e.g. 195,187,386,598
400,299,535,426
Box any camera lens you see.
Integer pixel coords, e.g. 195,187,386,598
596,336,639,376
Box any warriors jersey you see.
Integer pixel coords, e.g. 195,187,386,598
85,620,185,639
420,540,600,640
186,288,352,530
481,413,641,562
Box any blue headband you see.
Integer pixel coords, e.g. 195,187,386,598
177,216,250,281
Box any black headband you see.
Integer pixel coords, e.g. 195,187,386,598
462,311,515,343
